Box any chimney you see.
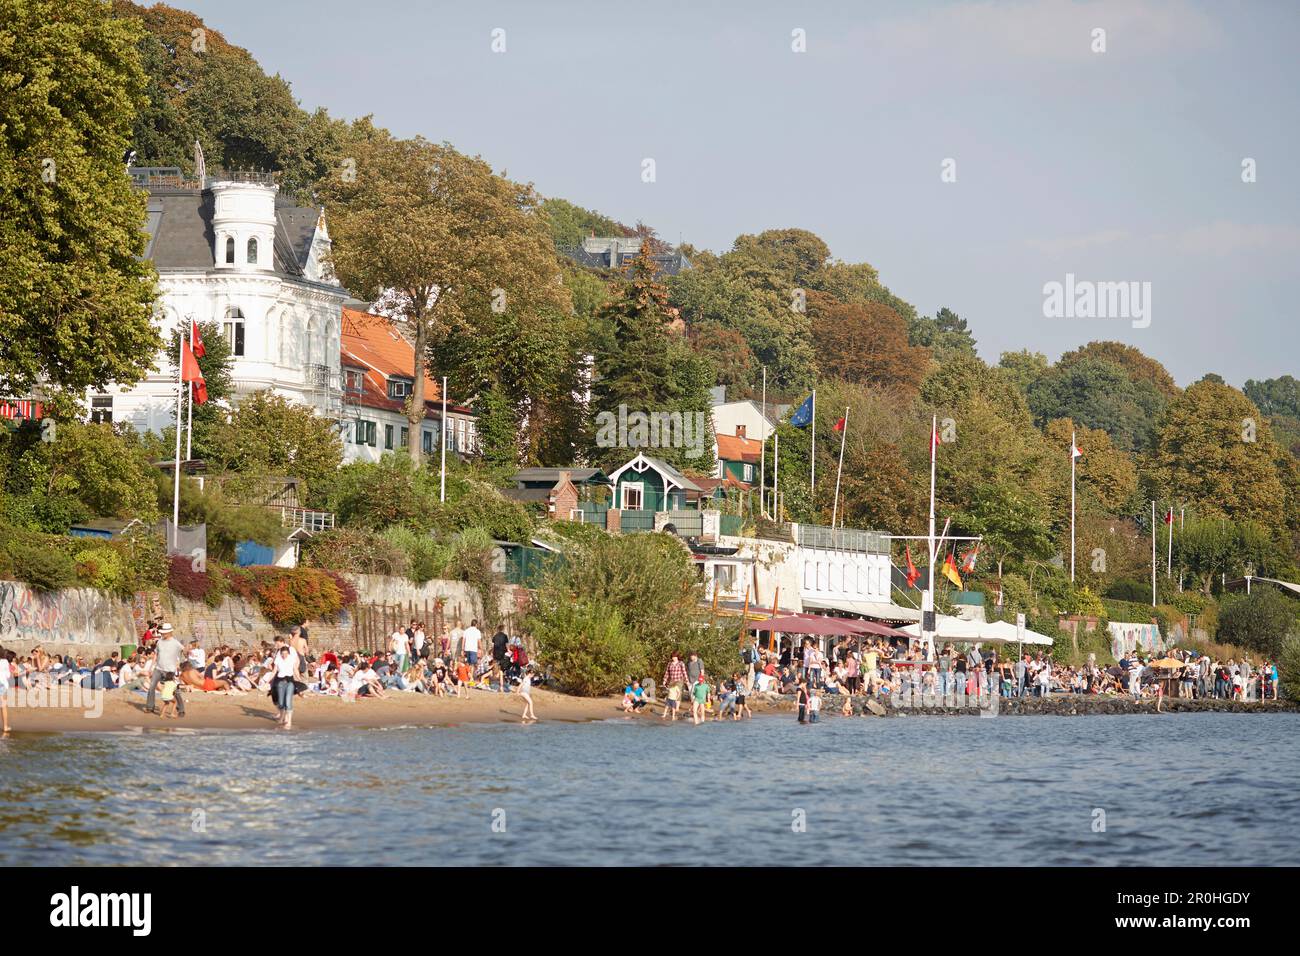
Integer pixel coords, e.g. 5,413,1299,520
736,425,746,438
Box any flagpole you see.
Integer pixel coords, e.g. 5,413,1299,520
1166,503,1173,575
773,431,780,522
809,388,816,492
171,322,185,551
831,406,849,529
923,415,938,661
1150,499,1157,607
439,375,448,503
759,366,767,519
1070,430,1076,582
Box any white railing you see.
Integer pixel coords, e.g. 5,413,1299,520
278,507,335,533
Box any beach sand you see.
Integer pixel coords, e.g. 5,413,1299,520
5,685,645,734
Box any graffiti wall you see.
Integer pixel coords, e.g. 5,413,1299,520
1108,620,1164,659
0,581,139,649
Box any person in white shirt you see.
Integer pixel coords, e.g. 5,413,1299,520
412,625,426,660
0,649,13,736
390,628,410,673
187,641,205,669
271,642,299,730
462,619,483,666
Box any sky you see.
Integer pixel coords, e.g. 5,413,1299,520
179,0,1300,388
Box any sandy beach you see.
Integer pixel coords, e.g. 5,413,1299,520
4,685,642,733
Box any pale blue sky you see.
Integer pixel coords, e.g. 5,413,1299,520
181,0,1300,387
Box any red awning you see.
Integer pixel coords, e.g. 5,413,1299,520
747,615,864,636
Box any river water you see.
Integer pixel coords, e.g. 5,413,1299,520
1,712,1296,866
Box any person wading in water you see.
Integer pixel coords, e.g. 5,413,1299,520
796,680,810,723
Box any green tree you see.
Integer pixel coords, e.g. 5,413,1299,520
1027,358,1166,452
592,244,714,472
1217,588,1299,657
527,598,646,696
1149,379,1288,530
998,349,1049,395
205,391,343,503
320,127,569,466
907,307,978,366
0,0,161,395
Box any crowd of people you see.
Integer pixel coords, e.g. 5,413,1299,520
632,633,1284,725
0,615,541,731
0,616,1285,735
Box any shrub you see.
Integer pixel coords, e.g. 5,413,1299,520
301,527,409,577
379,525,452,583
437,480,535,541
528,597,645,696
167,555,227,605
223,566,354,628
8,542,78,591
74,546,126,592
1216,588,1300,657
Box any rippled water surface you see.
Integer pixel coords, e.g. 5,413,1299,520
1,713,1297,866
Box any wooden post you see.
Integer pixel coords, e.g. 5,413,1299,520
738,585,750,646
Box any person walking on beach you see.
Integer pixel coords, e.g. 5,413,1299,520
270,642,299,730
516,663,536,723
0,648,13,736
146,624,186,717
662,653,688,713
690,672,709,724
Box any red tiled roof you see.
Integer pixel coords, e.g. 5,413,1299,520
340,307,468,417
694,474,751,495
716,432,762,464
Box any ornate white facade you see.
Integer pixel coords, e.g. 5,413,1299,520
97,175,348,436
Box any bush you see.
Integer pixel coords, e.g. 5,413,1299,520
379,525,452,583
528,597,645,696
225,566,353,628
301,527,410,577
167,555,227,606
7,542,78,591
1216,588,1300,657
437,480,535,542
74,545,126,592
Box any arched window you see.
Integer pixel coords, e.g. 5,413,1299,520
223,307,245,357
246,237,258,264
224,236,235,264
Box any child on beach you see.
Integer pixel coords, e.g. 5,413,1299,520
455,658,472,699
691,674,709,725
158,672,179,719
808,687,821,723
516,664,536,722
663,682,682,721
622,680,646,713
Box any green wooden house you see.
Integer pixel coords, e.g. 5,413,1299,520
608,453,704,511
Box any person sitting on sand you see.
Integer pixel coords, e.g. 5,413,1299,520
622,680,647,713
486,659,505,693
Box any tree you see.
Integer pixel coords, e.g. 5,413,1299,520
111,1,351,200
998,350,1049,395
319,127,569,465
592,244,714,472
1042,418,1139,518
1148,379,1288,530
1217,588,1299,657
204,391,343,504
1177,518,1286,595
0,0,161,395
1057,341,1179,400
688,323,756,393
540,197,633,249
1027,358,1166,452
808,292,929,395
907,307,978,365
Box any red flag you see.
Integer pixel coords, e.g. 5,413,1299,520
932,423,942,448
904,546,921,588
833,416,846,433
190,320,205,358
180,342,208,405
960,545,979,574
1163,508,1173,525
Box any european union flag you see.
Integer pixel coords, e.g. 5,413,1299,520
790,394,814,428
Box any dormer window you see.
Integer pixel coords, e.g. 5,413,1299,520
388,378,412,400
224,236,235,264
246,237,258,264
344,369,365,393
